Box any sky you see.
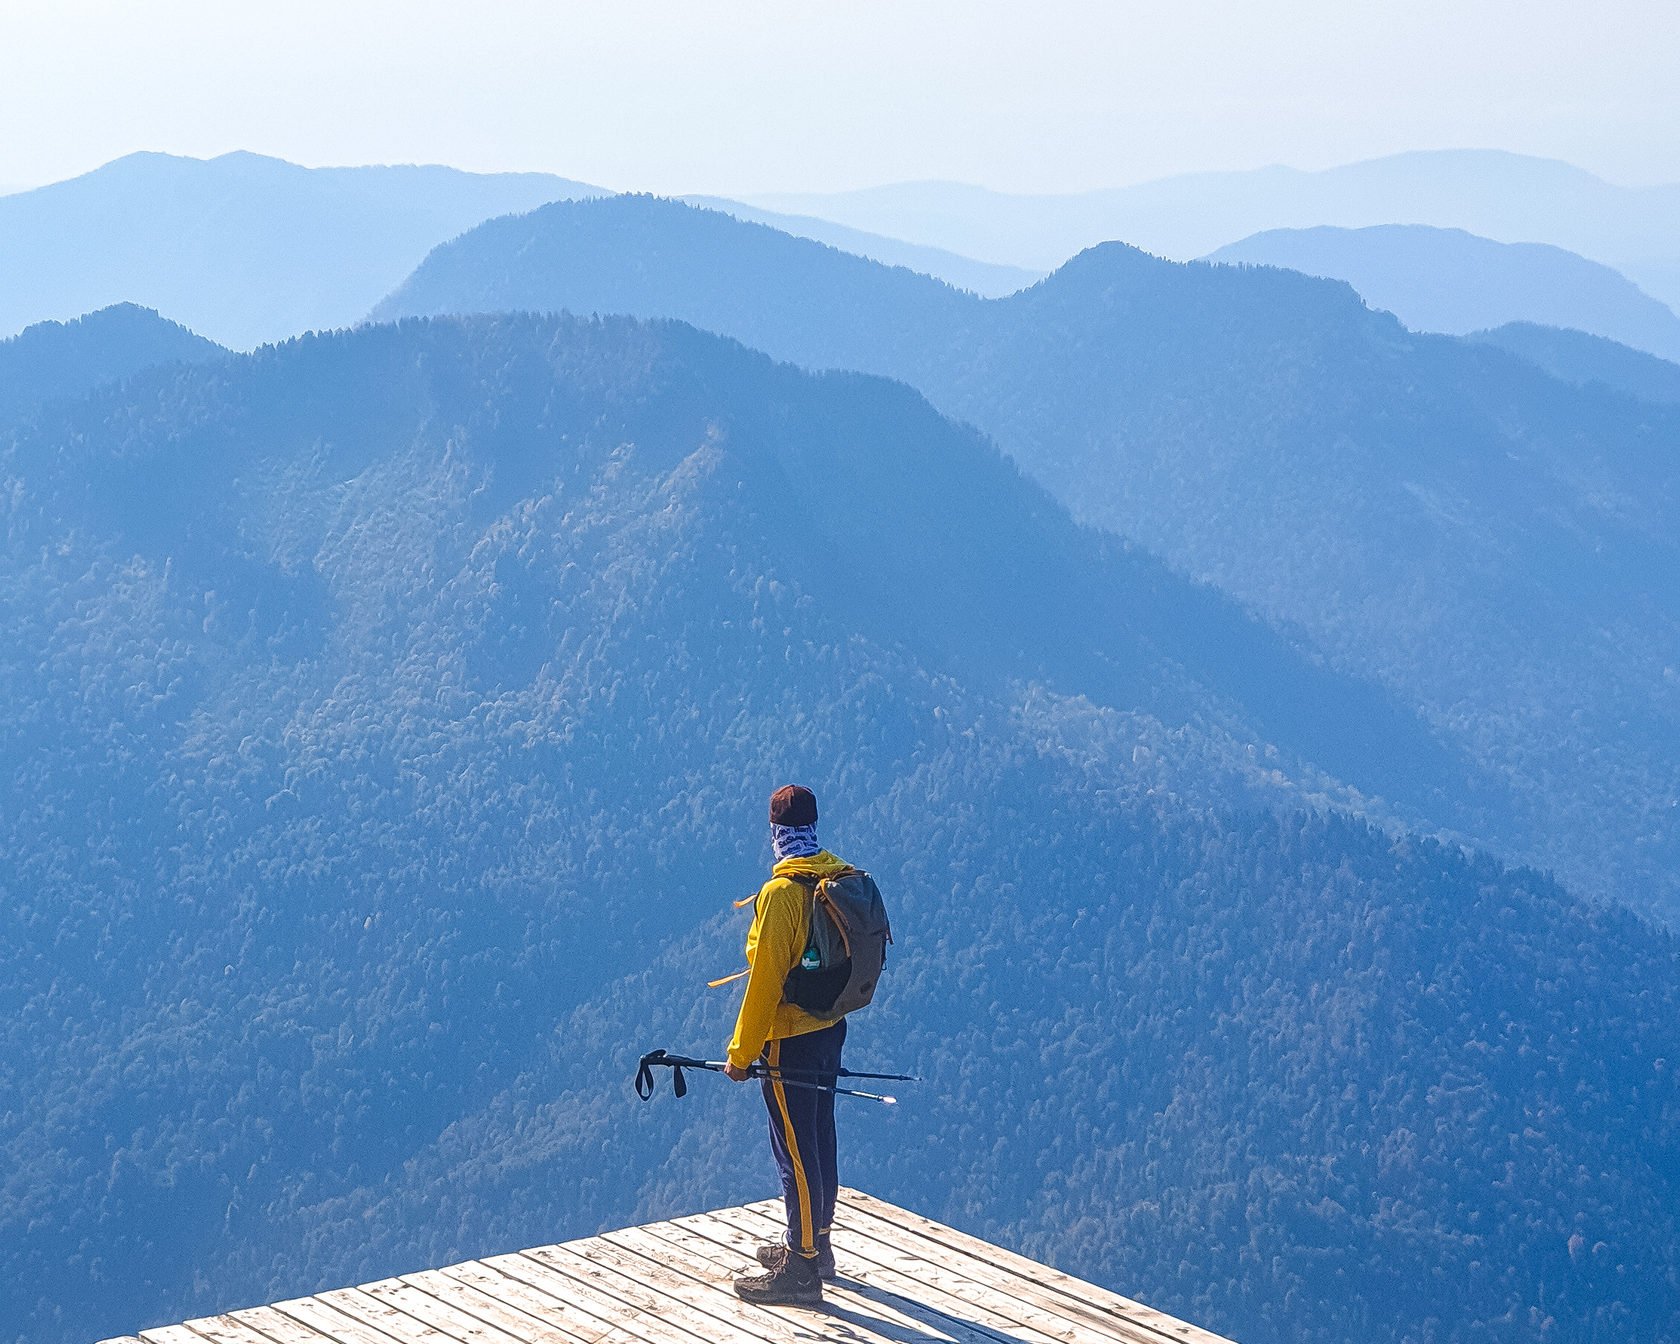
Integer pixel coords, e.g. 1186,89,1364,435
2,0,1676,196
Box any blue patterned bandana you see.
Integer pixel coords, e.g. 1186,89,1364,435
771,823,821,861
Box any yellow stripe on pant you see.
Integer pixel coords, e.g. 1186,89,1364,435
767,1038,816,1255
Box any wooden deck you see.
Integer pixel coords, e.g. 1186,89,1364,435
100,1187,1236,1344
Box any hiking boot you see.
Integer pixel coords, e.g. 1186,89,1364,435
756,1239,836,1281
734,1246,823,1306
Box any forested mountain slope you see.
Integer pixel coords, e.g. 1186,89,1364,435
1468,321,1680,406
371,195,967,353
0,152,604,347
374,195,1680,919
3,312,1676,1344
1207,224,1680,361
0,303,227,425
682,194,1042,296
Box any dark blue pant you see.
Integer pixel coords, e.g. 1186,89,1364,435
761,1018,846,1257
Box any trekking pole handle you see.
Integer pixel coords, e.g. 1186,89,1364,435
635,1049,723,1100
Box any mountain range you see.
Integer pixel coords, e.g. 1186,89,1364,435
1208,224,1680,363
0,151,606,348
372,193,1680,922
3,310,1676,1344
747,149,1680,311
0,154,1044,354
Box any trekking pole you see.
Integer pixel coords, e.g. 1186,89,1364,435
776,1065,918,1083
634,1049,911,1105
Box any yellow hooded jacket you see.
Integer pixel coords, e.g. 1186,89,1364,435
726,850,852,1070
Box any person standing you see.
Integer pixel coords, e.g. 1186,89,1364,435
725,784,850,1306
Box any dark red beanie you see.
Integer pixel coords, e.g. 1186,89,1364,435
769,784,818,827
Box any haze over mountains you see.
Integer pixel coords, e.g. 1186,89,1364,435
1209,224,1680,363
748,149,1680,310
0,154,1042,352
0,152,606,348
4,311,1676,1344
14,147,1679,352
375,192,1680,922
682,196,1041,296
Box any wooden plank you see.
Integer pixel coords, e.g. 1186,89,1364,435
838,1197,1206,1344
117,1191,1239,1344
687,1208,1066,1344
632,1212,1014,1344
269,1296,410,1344
357,1278,533,1344
486,1249,726,1344
718,1203,1100,1344
837,1191,1237,1344
171,1314,306,1344
553,1226,847,1344
309,1283,463,1344
142,1329,229,1344
400,1268,593,1344
754,1200,1185,1344
816,1202,1182,1344
742,1202,1176,1344
433,1261,625,1344
229,1306,348,1344
519,1240,819,1344
706,1200,1192,1344
727,1197,787,1225
604,1219,963,1344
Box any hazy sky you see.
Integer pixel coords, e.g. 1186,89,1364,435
3,0,1676,195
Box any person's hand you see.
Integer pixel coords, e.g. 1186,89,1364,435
723,1061,751,1081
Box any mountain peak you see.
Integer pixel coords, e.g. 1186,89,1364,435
372,193,967,349
1041,238,1173,280
0,302,226,424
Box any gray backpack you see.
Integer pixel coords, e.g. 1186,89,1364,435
782,868,893,1020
